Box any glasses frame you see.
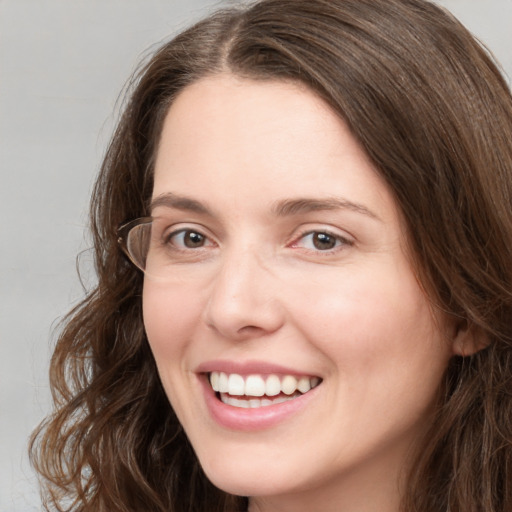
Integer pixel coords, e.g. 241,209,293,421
117,217,153,271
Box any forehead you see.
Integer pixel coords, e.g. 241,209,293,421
152,74,400,227
156,75,339,169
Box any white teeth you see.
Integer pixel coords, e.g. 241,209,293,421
210,371,219,391
230,397,250,408
265,375,281,396
218,372,229,392
227,373,245,396
220,392,301,408
245,375,266,396
297,376,312,393
209,371,321,399
281,375,298,395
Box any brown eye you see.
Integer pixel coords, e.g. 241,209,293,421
312,232,337,250
183,231,205,248
167,229,210,249
293,230,351,253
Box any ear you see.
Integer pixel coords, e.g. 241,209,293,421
451,320,489,357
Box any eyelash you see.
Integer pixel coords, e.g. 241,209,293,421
163,226,352,255
289,229,353,253
163,228,216,250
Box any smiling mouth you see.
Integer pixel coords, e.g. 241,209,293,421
208,372,322,409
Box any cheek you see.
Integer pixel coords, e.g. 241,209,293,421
302,276,451,439
142,282,207,423
293,261,451,377
142,282,202,360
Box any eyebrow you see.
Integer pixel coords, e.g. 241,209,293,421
271,197,380,220
149,193,212,215
149,192,380,221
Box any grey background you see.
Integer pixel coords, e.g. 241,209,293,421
1,1,510,510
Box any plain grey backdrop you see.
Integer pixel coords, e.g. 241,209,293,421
1,1,511,510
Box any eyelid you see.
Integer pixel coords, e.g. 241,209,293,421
168,228,215,248
288,226,354,252
160,222,218,248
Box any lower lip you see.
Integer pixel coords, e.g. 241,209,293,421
200,375,319,431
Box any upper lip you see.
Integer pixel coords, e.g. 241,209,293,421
195,359,320,378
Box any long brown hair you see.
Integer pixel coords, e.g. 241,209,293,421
31,1,512,510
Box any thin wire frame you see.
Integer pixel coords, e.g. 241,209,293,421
117,217,153,272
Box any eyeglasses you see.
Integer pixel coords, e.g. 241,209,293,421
118,216,208,281
117,217,153,274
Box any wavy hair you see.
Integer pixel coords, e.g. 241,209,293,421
31,1,512,511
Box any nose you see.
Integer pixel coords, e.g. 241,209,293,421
203,249,285,341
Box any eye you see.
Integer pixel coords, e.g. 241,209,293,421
166,229,214,249
293,230,351,252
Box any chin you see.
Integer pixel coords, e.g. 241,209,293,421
198,451,298,497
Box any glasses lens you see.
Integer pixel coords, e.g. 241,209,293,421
125,221,152,271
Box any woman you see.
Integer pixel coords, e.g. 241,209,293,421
31,0,512,511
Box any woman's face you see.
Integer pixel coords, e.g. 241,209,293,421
143,75,457,510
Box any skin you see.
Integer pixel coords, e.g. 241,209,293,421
142,74,465,512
